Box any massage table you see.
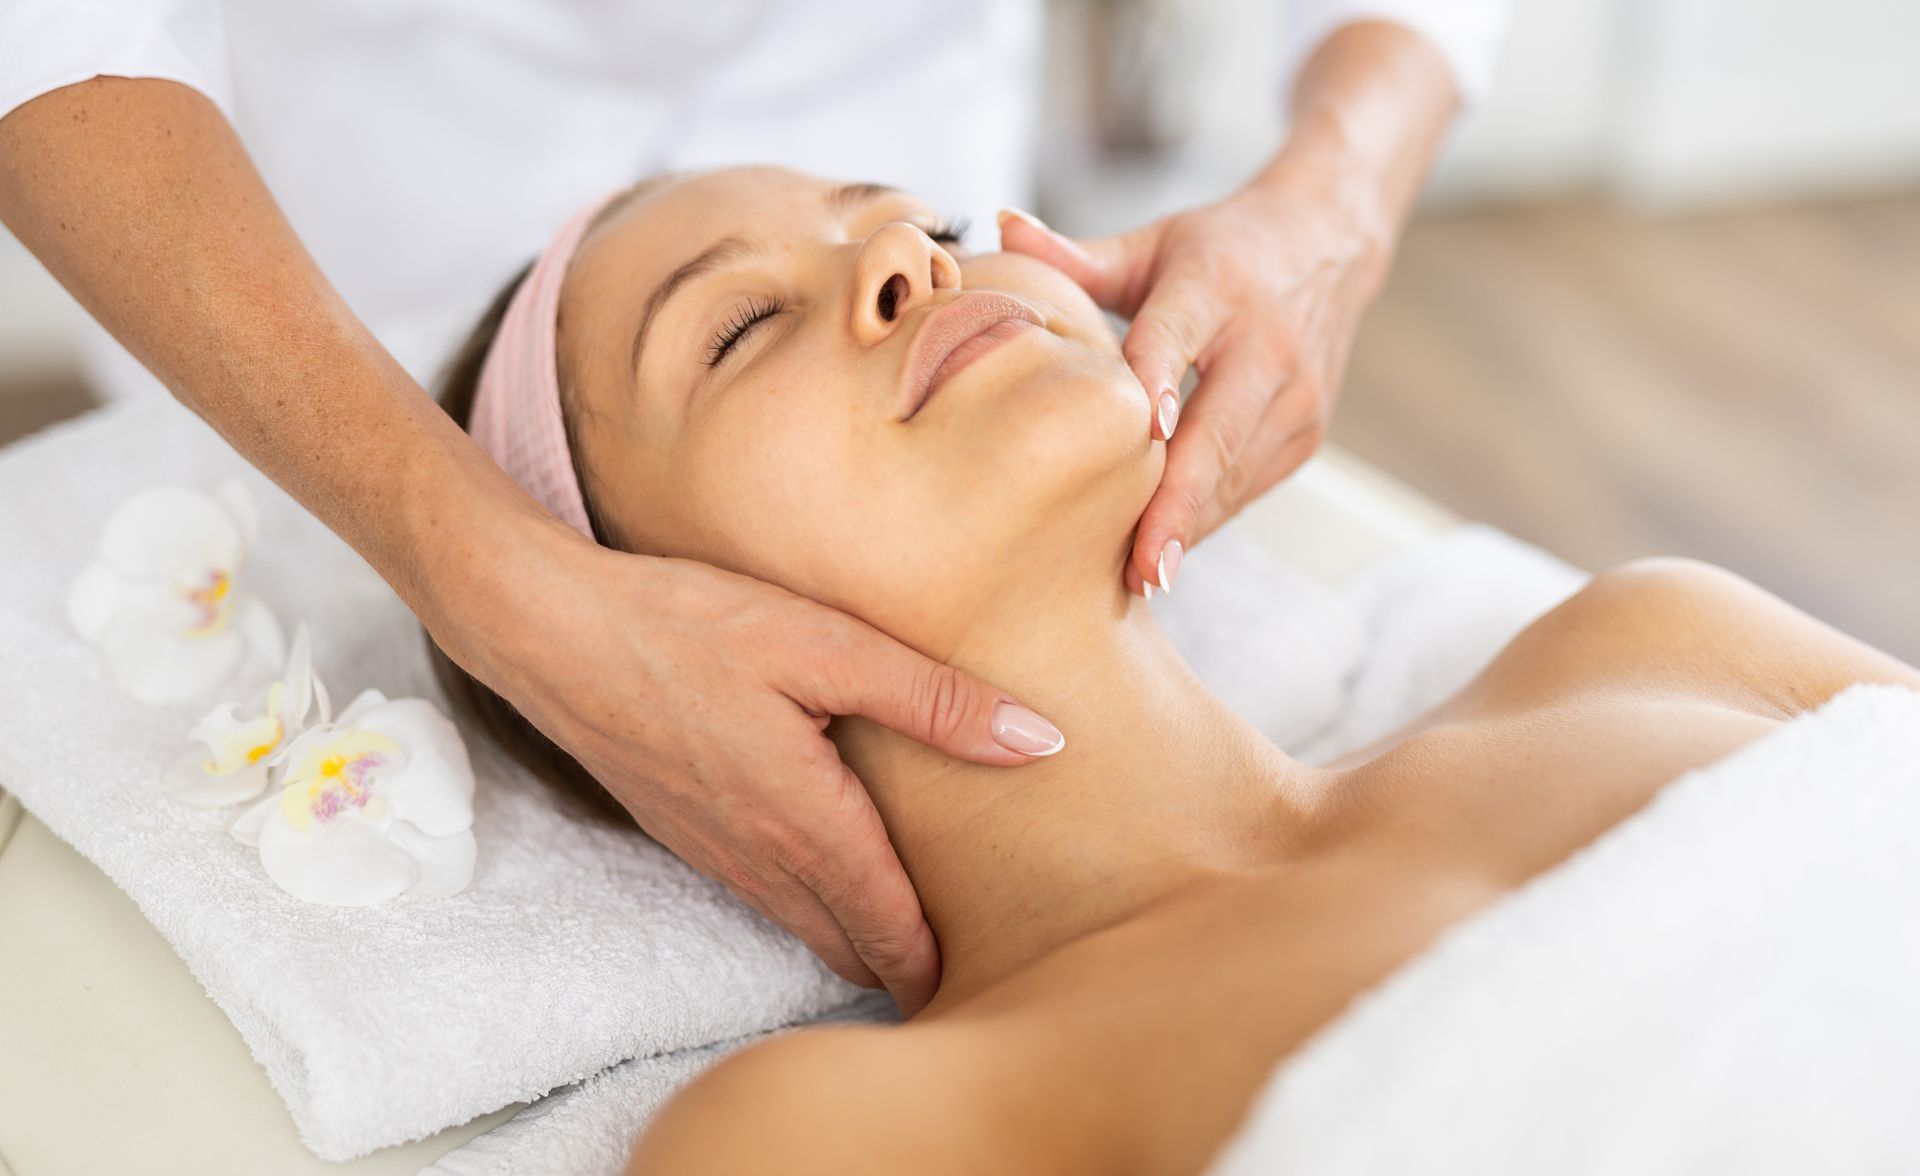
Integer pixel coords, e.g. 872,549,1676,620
0,441,1456,1175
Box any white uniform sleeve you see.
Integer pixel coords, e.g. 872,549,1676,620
0,0,234,125
1280,0,1511,107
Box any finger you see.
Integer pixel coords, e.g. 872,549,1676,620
782,765,943,1016
759,870,886,990
1192,418,1323,540
694,832,881,988
793,613,1065,764
1120,276,1231,433
996,207,1163,316
1129,339,1287,590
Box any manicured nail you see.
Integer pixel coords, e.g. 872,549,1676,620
1157,539,1183,594
1156,391,1180,440
997,207,1050,235
991,701,1065,757
1143,582,1155,601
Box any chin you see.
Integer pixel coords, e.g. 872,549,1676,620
957,363,1160,527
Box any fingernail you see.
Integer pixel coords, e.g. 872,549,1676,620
991,701,1065,757
1143,582,1155,601
997,207,1050,235
1156,391,1180,440
1157,539,1183,595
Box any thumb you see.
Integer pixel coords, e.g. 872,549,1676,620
997,207,1160,316
801,618,1065,765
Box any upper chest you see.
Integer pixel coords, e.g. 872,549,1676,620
944,693,1784,1175
1323,693,1782,886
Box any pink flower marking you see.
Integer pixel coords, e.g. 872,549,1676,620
309,751,388,824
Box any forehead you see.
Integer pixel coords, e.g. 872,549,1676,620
582,165,911,273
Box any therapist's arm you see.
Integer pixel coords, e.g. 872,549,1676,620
998,20,1460,595
0,76,1061,1015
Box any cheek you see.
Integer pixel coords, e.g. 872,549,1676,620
667,380,931,614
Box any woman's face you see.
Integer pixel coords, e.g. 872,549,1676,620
559,166,1159,655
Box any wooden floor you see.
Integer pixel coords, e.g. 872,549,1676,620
1335,191,1920,665
0,365,94,448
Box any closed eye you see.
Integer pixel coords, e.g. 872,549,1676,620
700,213,968,369
703,296,784,368
923,216,971,248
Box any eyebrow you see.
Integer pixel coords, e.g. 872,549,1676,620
627,180,907,377
827,180,903,214
628,235,759,375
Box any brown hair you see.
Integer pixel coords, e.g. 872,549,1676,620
422,256,630,824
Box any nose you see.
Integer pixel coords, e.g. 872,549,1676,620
849,221,961,347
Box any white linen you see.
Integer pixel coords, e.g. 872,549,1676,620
426,522,1588,1174
1209,681,1920,1175
0,394,1385,1161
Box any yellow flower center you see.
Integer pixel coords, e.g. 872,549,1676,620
280,729,403,831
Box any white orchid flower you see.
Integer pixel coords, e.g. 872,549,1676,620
67,479,283,704
231,687,477,906
161,621,334,807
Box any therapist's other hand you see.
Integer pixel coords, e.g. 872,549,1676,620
998,161,1390,595
436,524,1061,1018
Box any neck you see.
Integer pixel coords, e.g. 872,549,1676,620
835,554,1325,1015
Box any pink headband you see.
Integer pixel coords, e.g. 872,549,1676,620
470,189,626,542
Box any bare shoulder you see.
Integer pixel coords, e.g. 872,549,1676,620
1479,557,1920,712
625,1023,996,1176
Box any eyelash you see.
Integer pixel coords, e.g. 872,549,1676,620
701,215,973,368
703,295,785,368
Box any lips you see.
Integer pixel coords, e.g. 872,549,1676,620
897,291,1044,422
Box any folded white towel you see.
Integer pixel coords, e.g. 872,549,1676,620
0,396,1379,1160
427,523,1591,1175
1209,682,1920,1175
0,400,869,1159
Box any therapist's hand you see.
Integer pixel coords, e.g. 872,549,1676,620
436,522,1063,1018
998,162,1388,595
999,20,1459,596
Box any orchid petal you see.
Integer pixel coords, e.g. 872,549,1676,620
67,561,134,643
162,745,272,807
258,812,419,906
277,726,407,833
183,699,284,776
312,673,334,726
264,719,335,770
334,686,389,727
230,794,277,847
232,692,477,906
279,622,314,729
352,698,476,837
100,606,244,705
97,485,243,584
387,821,477,900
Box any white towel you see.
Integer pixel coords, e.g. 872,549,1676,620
0,399,878,1159
0,396,1386,1161
1209,682,1920,1175
427,522,1591,1175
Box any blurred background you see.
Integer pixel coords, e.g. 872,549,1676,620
3,0,1916,660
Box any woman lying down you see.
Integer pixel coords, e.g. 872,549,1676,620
425,166,1920,1174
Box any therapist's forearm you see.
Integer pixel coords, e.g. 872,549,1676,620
1259,20,1460,257
0,77,560,642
